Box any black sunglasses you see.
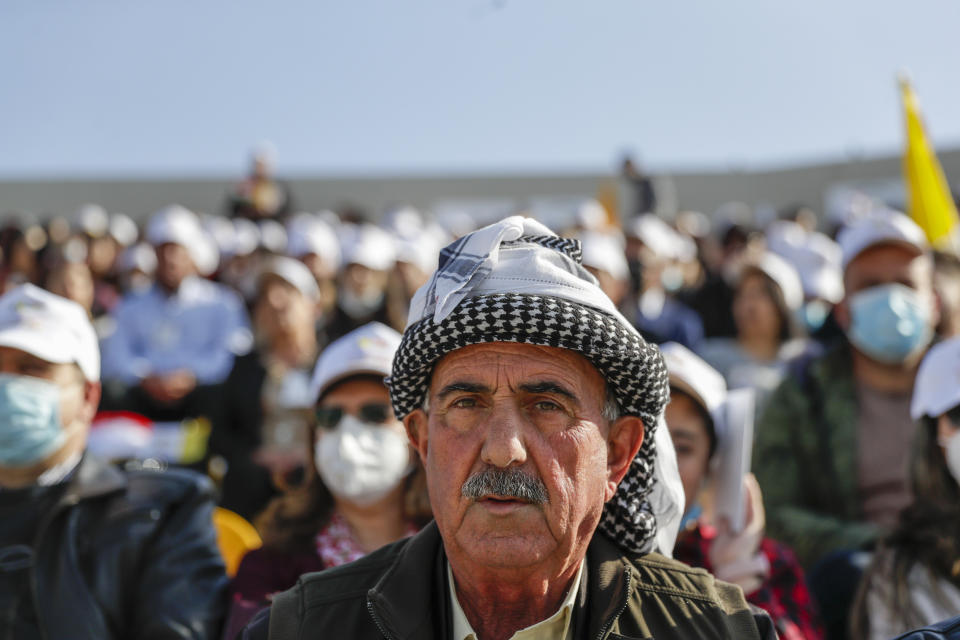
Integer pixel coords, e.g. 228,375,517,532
315,403,392,430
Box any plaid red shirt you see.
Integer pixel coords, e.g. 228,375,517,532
674,523,825,640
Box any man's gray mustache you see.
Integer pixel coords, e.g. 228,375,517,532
461,468,549,505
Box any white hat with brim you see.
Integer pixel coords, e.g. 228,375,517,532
0,284,99,381
578,231,629,282
259,256,320,301
661,341,727,422
340,224,396,272
838,209,929,271
911,337,960,420
146,205,219,274
741,251,805,312
309,321,402,403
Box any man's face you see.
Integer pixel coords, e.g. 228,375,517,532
404,342,644,573
155,242,194,291
837,244,938,335
254,276,316,342
0,346,100,484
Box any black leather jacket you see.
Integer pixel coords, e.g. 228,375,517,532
2,455,227,639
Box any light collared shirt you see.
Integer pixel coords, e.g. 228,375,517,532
101,277,251,385
447,559,585,640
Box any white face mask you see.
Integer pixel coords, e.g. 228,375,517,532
940,430,960,486
314,414,411,506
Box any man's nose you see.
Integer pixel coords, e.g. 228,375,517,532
480,405,528,468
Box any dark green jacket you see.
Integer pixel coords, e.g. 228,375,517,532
754,343,881,567
240,521,774,640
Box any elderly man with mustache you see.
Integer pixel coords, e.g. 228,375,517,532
242,217,774,640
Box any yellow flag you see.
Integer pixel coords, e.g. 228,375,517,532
901,76,960,252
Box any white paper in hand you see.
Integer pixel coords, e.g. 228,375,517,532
712,388,755,534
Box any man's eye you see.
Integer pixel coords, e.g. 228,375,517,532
533,400,562,412
451,397,478,409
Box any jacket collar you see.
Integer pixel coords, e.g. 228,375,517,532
63,454,128,503
367,522,632,640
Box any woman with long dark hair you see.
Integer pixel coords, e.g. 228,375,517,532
698,251,807,417
852,338,960,639
229,322,432,611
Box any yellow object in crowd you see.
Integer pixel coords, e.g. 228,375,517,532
900,75,960,253
213,507,262,577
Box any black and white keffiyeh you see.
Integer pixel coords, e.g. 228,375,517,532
386,216,684,556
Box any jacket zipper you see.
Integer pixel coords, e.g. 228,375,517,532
594,564,631,640
367,597,395,640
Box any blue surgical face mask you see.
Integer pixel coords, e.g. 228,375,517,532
847,283,933,364
679,502,702,532
798,300,830,333
0,373,67,467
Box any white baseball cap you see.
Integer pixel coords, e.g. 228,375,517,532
741,251,805,312
910,337,960,420
577,231,629,282
146,205,220,275
0,284,100,381
340,224,396,272
309,321,402,403
838,209,929,271
660,341,727,418
629,214,684,260
259,256,320,301
286,215,341,270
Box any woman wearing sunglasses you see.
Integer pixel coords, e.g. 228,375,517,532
228,322,432,618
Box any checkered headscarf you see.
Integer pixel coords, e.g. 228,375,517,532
387,216,681,555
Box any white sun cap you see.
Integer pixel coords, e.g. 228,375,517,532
577,231,629,282
838,209,929,271
259,256,320,301
340,224,396,272
911,337,960,420
309,321,402,403
0,284,99,381
741,251,805,312
660,342,727,417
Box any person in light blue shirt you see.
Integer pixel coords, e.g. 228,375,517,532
100,205,251,423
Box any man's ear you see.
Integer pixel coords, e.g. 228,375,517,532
81,381,102,424
605,415,645,502
835,297,851,331
403,409,429,463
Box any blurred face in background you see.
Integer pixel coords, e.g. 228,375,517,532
665,390,712,515
86,236,118,278
155,242,194,292
254,275,316,348
45,263,95,316
733,270,783,346
342,263,388,299
585,266,627,308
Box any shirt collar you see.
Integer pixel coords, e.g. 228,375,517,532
447,558,585,640
35,450,83,487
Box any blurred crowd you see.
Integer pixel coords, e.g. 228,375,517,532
3,152,960,640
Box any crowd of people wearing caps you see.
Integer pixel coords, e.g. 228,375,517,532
2,174,960,640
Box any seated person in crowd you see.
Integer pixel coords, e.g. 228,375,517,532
852,338,960,639
0,284,227,639
755,209,938,638
213,257,324,522
624,214,704,349
229,322,431,612
662,342,823,640
100,205,251,423
698,250,808,417
241,217,774,639
325,224,400,341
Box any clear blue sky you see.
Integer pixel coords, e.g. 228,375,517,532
3,0,959,177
